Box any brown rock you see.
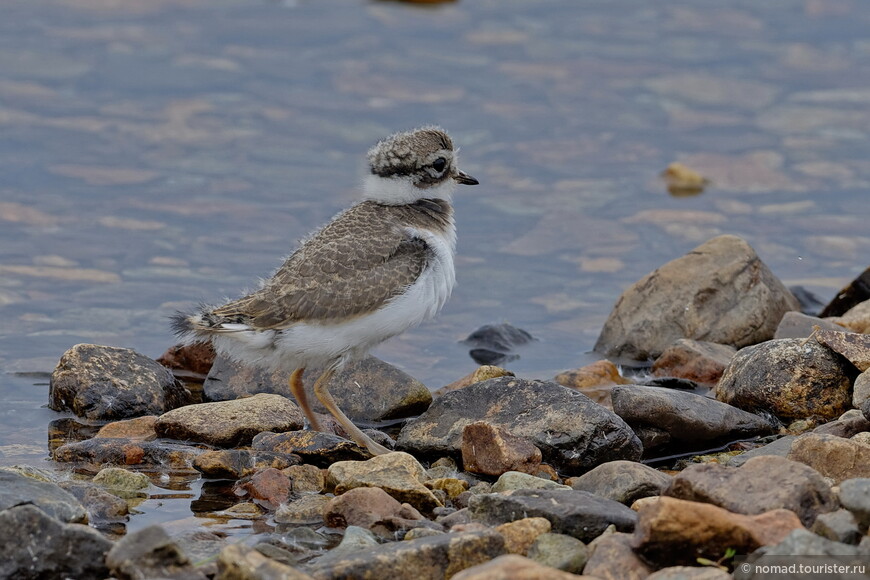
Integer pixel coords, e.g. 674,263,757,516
155,393,304,447
283,464,325,494
274,494,330,525
216,543,314,580
193,450,251,479
461,421,542,476
651,339,736,385
495,517,551,555
814,329,870,371
156,342,216,376
436,365,515,396
451,554,591,580
594,235,800,361
787,432,870,484
426,478,469,501
324,486,424,530
235,468,291,509
251,430,371,467
52,438,200,468
95,416,158,441
326,452,441,512
819,268,870,318
830,299,870,334
584,532,652,580
553,359,631,389
664,455,836,526
632,497,804,566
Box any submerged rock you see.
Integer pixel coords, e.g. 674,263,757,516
49,343,192,420
595,235,799,361
715,338,854,420
397,377,642,475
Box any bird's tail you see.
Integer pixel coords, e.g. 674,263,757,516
170,304,214,342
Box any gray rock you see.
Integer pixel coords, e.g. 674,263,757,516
611,385,776,450
252,430,371,467
306,530,505,579
570,460,672,505
774,311,846,339
397,377,642,475
58,480,129,522
727,435,796,467
217,544,313,580
106,524,207,580
491,471,569,493
716,338,854,421
648,566,732,580
651,339,736,385
0,504,112,580
468,489,637,542
665,455,836,527
49,343,192,420
172,530,227,569
594,235,799,361
812,509,861,545
584,531,653,579
734,529,868,580
0,471,87,523
526,532,588,574
205,354,431,422
52,437,202,467
813,409,870,438
155,393,304,447
838,478,870,530
854,369,870,410
787,433,870,484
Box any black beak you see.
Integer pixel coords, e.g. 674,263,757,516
454,171,479,186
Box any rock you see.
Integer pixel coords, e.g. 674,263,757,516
436,365,514,396
398,377,642,475
632,497,805,567
323,486,424,531
526,532,588,574
0,471,87,523
469,489,637,542
106,524,206,579
815,329,870,372
93,467,150,491
252,430,371,467
495,517,551,555
324,526,379,559
0,464,56,483
838,478,870,530
461,421,542,476
49,344,192,420
205,355,431,423
307,530,505,579
648,567,731,580
853,369,870,410
727,436,796,467
612,385,776,450
451,554,587,580
462,323,535,366
715,338,854,420
812,509,861,544
774,311,846,339
0,504,112,580
427,477,469,501
553,359,632,389
651,339,736,385
57,480,129,522
664,456,836,526
275,494,331,525
405,527,445,540
491,471,570,493
155,393,304,447
284,464,325,493
326,452,442,512
734,529,867,580
569,460,672,505
95,415,159,441
174,530,227,569
594,235,799,361
813,409,870,438
194,449,253,479
157,342,216,376
235,467,291,509
831,299,870,334
584,531,653,580
216,543,314,580
819,268,870,318
787,433,870,484
52,437,201,468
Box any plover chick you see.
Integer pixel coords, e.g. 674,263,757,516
173,127,478,455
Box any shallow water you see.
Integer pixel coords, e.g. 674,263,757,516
1,0,869,540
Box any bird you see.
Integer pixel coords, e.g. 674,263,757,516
172,127,478,455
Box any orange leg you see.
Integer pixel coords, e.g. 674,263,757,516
288,367,322,432
312,368,390,456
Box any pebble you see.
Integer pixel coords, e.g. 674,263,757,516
326,452,442,512
526,532,588,574
461,421,542,476
495,517,551,555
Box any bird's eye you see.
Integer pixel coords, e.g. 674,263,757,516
432,157,447,173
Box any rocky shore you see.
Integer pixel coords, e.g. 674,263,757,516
4,234,870,579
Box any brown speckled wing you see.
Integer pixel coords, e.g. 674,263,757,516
211,201,445,328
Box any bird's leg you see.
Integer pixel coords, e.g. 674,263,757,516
288,367,322,432
312,368,391,456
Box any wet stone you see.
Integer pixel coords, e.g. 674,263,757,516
0,504,112,580
235,467,291,510
194,449,252,479
93,467,150,491
715,338,854,421
275,494,330,525
0,470,87,523
106,524,206,580
786,433,870,484
469,489,637,542
462,323,535,366
57,481,129,522
95,415,158,441
398,377,642,475
322,525,379,560
612,385,776,451
252,430,371,467
651,339,736,385
569,460,672,505
155,393,304,447
52,437,201,468
461,421,542,477
664,455,836,527
49,343,193,420
451,553,582,580
594,235,799,361
526,532,588,574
